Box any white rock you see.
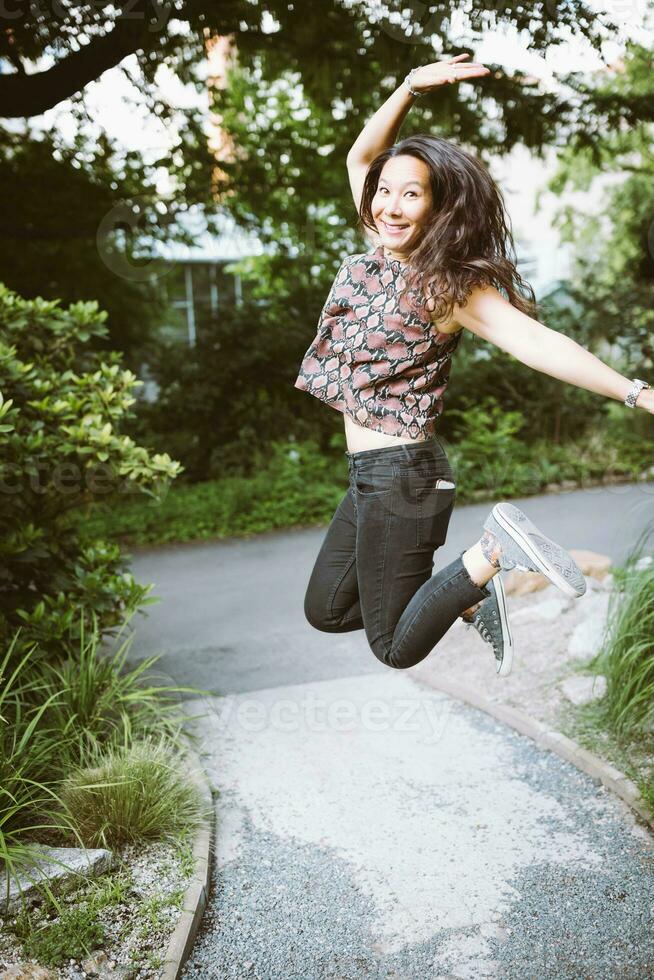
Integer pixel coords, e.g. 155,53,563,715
590,574,614,592
0,967,57,979
567,593,611,659
2,845,115,915
511,596,565,623
559,674,607,706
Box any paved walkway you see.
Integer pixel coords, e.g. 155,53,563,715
125,481,654,698
123,483,654,978
179,671,654,979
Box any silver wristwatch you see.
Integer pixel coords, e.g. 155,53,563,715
624,378,651,408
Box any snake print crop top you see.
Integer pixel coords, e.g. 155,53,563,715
293,244,463,440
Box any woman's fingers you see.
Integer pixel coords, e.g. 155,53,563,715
452,64,491,75
430,56,490,74
409,59,491,93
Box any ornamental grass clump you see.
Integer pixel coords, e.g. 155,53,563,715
592,530,654,738
58,736,212,850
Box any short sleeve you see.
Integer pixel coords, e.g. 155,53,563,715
316,256,352,321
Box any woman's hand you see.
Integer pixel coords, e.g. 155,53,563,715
410,54,491,91
636,388,654,415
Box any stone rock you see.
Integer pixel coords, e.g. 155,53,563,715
503,550,611,597
586,572,614,592
569,550,612,581
81,950,129,979
0,967,57,979
568,592,611,659
2,845,115,916
511,595,566,623
559,674,608,706
504,569,551,596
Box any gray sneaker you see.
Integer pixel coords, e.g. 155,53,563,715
483,501,586,599
462,571,514,677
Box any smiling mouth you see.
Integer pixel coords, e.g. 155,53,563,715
381,220,409,233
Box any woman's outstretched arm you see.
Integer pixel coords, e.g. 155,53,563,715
454,284,654,414
346,54,491,217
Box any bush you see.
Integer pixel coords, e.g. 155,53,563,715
58,736,212,849
592,539,654,738
130,291,336,484
443,396,537,497
67,435,346,545
0,283,183,667
0,610,211,909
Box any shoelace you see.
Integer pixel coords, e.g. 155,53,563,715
466,608,502,656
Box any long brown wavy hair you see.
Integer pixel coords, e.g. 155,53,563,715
358,134,538,323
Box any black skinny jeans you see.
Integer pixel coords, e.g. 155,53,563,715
303,436,492,670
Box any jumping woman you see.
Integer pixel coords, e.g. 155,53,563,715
294,55,654,677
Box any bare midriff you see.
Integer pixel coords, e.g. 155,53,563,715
344,318,464,453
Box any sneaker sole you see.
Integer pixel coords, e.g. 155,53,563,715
491,573,514,677
492,502,586,599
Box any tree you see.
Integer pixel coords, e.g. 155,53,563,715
0,2,640,360
545,40,654,371
1,2,605,121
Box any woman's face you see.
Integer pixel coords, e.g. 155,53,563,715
371,155,433,258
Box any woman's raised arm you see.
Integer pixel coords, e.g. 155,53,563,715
346,54,491,219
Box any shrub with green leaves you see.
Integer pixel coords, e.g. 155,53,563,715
0,283,183,665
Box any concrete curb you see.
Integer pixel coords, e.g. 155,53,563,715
417,673,654,834
160,740,215,980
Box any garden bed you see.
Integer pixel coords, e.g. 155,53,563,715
1,833,196,980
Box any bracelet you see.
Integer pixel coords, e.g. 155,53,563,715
624,378,651,408
404,67,422,98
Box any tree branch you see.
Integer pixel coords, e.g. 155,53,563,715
0,14,161,118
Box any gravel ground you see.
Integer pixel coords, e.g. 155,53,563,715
0,836,194,979
176,562,654,980
181,697,654,980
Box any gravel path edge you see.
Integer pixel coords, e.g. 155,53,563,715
417,673,654,835
160,738,215,980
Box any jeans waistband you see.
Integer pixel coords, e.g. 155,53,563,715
344,436,444,469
